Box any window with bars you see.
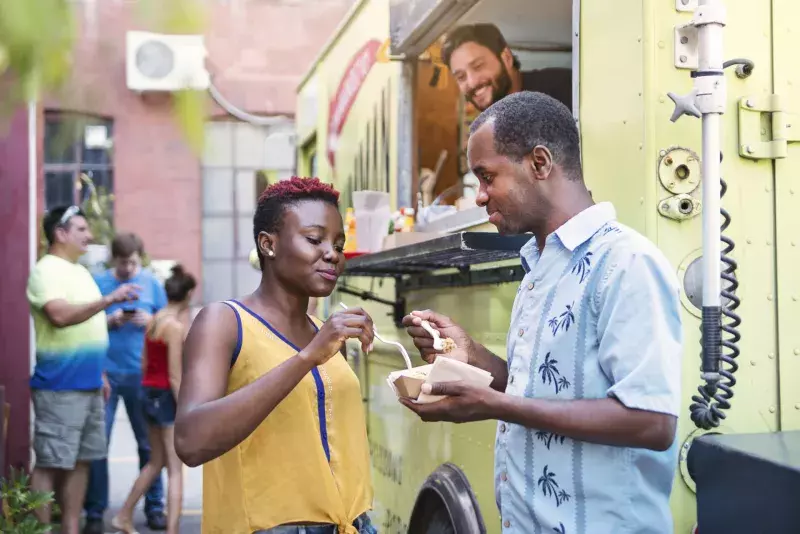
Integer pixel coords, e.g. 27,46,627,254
201,121,295,304
43,112,114,211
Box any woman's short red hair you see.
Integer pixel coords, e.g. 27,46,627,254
257,176,340,204
252,177,341,267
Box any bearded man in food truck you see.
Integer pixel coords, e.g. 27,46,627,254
441,23,572,112
401,91,682,534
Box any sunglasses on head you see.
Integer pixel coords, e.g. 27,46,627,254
57,205,81,227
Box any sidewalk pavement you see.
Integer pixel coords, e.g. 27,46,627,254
101,404,203,533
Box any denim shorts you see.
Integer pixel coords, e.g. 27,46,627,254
255,512,377,534
141,387,176,426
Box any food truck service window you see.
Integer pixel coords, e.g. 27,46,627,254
390,0,575,226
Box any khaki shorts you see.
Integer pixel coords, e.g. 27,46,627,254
32,389,107,470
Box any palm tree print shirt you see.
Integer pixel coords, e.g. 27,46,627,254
495,202,683,534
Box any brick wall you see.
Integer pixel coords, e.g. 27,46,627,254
40,0,353,291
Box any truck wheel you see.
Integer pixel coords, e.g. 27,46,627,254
407,463,486,534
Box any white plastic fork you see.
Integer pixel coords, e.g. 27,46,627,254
339,302,413,369
419,320,444,351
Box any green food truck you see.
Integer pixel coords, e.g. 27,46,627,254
294,0,799,532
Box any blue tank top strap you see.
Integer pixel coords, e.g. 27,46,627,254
221,300,243,367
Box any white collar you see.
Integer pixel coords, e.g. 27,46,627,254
554,202,617,251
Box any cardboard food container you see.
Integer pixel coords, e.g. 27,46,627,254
389,364,433,399
387,358,493,404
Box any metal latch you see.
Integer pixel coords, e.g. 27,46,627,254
739,95,800,159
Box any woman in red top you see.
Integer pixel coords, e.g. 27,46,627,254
113,265,196,534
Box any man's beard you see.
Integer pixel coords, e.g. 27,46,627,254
466,63,514,111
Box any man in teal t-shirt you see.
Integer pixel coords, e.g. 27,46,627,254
27,206,139,534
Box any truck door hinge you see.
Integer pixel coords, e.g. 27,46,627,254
738,95,799,160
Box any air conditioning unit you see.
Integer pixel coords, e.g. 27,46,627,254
126,31,210,92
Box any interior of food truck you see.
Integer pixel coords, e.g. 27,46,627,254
412,0,573,230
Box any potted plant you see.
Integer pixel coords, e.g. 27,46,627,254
0,468,57,533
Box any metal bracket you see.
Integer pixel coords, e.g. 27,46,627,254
659,194,702,221
339,265,526,326
674,1,727,69
338,283,407,327
738,95,800,160
675,24,699,69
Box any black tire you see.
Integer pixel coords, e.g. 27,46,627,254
407,463,486,534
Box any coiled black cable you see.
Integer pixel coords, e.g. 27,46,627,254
690,158,742,429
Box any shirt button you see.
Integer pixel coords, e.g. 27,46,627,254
509,375,515,384
500,423,506,433
518,329,524,337
504,520,511,528
501,472,508,482
527,282,534,290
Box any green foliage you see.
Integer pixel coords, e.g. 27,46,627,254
0,0,74,107
79,175,115,248
0,0,209,154
0,468,57,534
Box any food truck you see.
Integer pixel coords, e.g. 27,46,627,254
294,0,799,532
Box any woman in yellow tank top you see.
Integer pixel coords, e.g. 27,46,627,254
174,178,377,534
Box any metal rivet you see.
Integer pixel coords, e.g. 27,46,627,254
659,96,666,103
767,240,772,246
680,36,689,44
769,406,776,413
793,296,798,302
750,360,757,366
746,239,752,244
795,404,800,410
660,149,668,157
680,55,688,63
792,242,797,247
768,353,775,359
746,99,755,107
795,348,800,355
746,145,755,154
658,41,665,49
767,295,774,301
790,189,795,195
682,0,689,5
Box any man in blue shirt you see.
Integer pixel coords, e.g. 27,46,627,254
84,233,168,533
402,91,683,533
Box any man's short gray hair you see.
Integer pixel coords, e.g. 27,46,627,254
470,91,582,180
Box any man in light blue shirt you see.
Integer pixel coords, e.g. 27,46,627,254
402,91,682,534
83,233,168,533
